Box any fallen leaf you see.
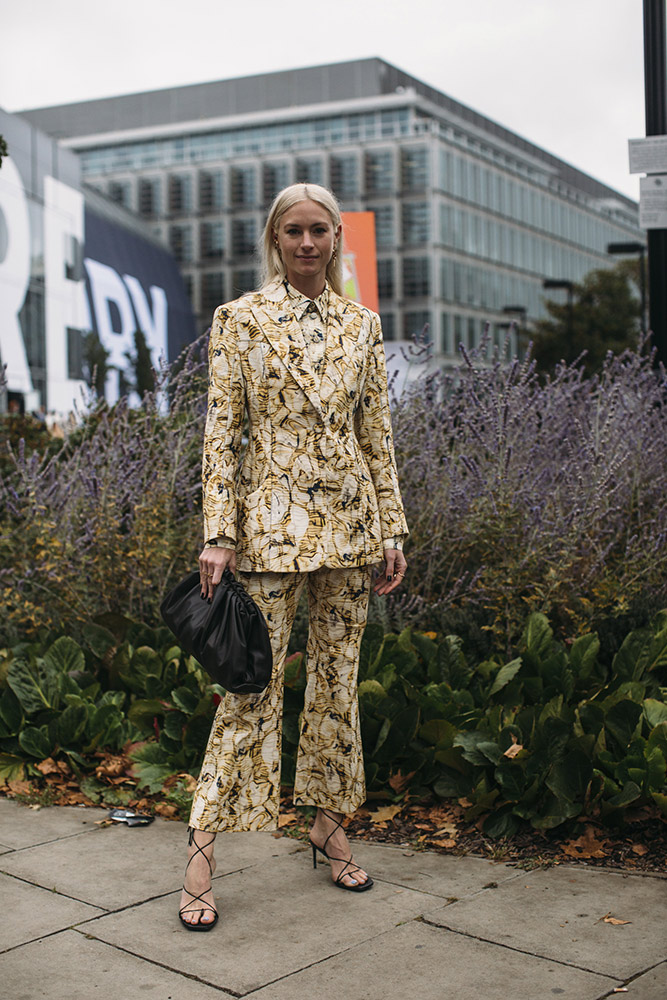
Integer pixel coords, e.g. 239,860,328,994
278,811,297,828
35,757,60,775
388,770,416,794
601,912,632,926
7,780,33,796
433,822,458,838
630,843,648,856
368,804,403,823
154,802,178,819
503,736,523,759
562,826,608,859
431,838,457,849
271,830,283,839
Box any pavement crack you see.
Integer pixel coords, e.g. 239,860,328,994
417,915,619,981
71,928,243,997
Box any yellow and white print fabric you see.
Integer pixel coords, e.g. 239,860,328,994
188,565,372,832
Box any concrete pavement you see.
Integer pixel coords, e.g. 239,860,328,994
0,798,665,999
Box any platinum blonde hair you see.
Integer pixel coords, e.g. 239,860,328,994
259,183,344,296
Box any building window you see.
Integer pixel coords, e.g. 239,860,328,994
199,171,224,211
200,221,224,260
401,146,429,190
441,312,453,354
330,155,358,198
380,312,396,341
169,224,193,263
365,151,393,194
232,269,256,295
232,218,257,257
402,202,430,244
181,273,194,308
230,166,256,206
440,258,453,301
404,310,431,341
138,177,161,218
403,257,430,298
263,163,290,205
371,205,394,247
168,174,193,215
295,159,324,184
108,181,131,209
377,259,395,300
201,273,225,315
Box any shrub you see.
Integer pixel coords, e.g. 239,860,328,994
389,342,667,650
0,341,208,645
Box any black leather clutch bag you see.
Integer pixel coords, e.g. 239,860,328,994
160,570,272,693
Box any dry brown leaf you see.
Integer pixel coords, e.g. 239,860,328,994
503,742,523,759
630,843,648,856
368,804,403,824
601,912,632,926
278,811,297,828
7,780,33,796
35,757,59,775
561,826,608,859
95,755,130,779
434,821,458,838
431,838,457,849
457,797,473,808
388,770,416,794
154,802,179,819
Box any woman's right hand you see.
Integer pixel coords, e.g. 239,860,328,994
198,546,237,601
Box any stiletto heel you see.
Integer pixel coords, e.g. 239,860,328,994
179,828,219,931
309,810,373,892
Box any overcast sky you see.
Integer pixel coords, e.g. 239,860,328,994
1,0,646,201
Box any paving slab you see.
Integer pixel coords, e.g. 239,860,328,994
628,960,667,1000
0,817,301,910
358,840,522,898
425,864,667,981
249,919,617,1000
85,850,445,995
0,800,109,850
0,873,103,953
4,929,231,999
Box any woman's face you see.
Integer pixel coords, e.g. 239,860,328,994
274,199,341,294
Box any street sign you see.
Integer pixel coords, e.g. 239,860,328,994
629,135,667,174
639,175,667,228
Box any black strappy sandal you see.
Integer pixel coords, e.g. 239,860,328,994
179,828,219,931
309,810,374,892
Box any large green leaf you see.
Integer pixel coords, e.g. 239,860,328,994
7,658,61,715
419,718,456,747
56,704,89,747
569,632,600,683
454,732,502,766
483,807,520,839
0,753,25,782
643,699,667,729
0,687,23,735
612,630,651,682
522,613,553,660
546,750,593,804
171,686,199,714
489,658,522,696
82,623,117,659
605,700,643,749
18,725,54,759
604,781,641,810
43,637,85,677
644,746,666,792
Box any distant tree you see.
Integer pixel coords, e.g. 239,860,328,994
83,330,110,398
531,265,641,374
125,329,155,397
0,136,7,168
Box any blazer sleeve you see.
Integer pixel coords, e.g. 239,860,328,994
355,313,409,541
202,305,245,543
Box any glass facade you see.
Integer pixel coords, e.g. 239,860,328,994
71,82,640,351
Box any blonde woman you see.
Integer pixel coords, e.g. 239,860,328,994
179,183,408,929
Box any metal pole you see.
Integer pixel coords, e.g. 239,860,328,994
644,0,667,361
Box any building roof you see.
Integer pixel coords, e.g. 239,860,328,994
19,57,637,211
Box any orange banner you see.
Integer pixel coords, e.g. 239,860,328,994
341,212,379,313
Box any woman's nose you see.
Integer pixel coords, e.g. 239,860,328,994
301,231,314,248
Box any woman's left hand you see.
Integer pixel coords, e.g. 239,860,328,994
373,548,408,596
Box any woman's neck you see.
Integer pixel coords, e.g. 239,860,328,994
285,274,326,299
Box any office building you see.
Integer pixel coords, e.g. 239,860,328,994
21,58,642,360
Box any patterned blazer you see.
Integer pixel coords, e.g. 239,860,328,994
202,279,408,573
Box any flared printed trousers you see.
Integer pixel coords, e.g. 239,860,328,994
188,565,373,833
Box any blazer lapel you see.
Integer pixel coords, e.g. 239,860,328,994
250,283,322,416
